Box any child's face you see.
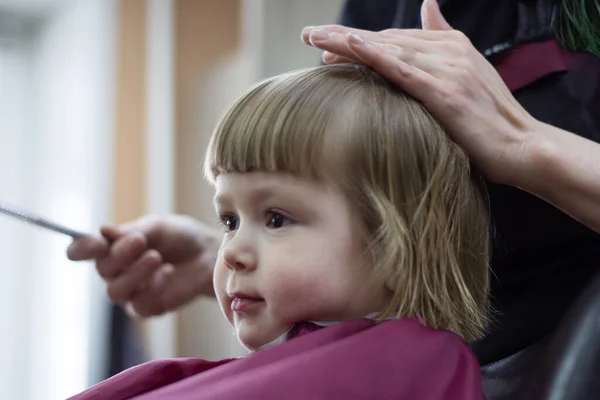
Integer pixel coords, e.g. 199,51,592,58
212,172,387,350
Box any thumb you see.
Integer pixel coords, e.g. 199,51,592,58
103,216,158,238
100,224,124,242
421,0,453,31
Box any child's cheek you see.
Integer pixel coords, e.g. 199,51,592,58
213,262,233,323
269,270,338,322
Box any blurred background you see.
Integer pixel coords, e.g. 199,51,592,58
0,0,343,398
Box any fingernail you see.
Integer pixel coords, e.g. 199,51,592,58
348,33,365,45
124,302,139,319
322,51,333,64
102,223,118,231
162,264,175,276
300,28,311,43
152,270,167,288
301,26,315,36
152,265,174,288
310,29,330,42
66,243,79,260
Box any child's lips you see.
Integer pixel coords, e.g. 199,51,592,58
229,292,264,313
231,297,264,312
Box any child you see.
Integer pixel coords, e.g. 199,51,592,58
70,64,490,399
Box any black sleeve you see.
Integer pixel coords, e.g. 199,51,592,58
336,0,398,30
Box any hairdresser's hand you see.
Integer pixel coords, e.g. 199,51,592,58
67,215,221,317
301,0,537,185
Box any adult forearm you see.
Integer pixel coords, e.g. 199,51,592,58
515,120,600,233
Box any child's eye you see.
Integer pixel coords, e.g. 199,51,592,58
266,211,293,229
219,214,239,232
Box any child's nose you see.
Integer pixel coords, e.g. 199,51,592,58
222,235,257,272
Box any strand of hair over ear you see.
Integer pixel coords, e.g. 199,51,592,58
554,0,600,57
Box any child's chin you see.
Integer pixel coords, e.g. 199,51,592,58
237,330,268,350
237,329,287,352
238,336,264,351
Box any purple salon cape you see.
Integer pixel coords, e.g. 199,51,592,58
69,318,484,399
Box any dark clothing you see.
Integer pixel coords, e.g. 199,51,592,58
339,0,557,57
338,0,600,365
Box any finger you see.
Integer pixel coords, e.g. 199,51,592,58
124,301,140,319
104,217,157,238
129,290,162,317
100,225,122,242
302,25,388,46
310,31,449,67
302,25,449,47
346,35,440,101
132,263,174,298
67,236,110,261
128,265,175,317
322,51,355,64
421,0,453,31
308,30,366,63
96,233,147,279
341,32,451,76
106,249,163,304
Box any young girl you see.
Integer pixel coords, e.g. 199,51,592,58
70,64,490,399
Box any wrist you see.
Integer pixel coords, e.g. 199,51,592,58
508,120,561,195
487,112,537,187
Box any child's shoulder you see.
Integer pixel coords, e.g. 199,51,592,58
362,317,477,367
373,317,471,348
129,357,236,378
68,357,236,400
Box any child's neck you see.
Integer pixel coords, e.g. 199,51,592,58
253,313,384,352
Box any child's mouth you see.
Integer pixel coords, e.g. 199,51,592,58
229,292,265,313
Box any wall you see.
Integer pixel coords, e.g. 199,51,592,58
28,0,116,396
0,17,36,400
0,0,116,398
259,0,344,78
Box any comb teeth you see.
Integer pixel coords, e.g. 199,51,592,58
0,202,90,239
0,202,41,221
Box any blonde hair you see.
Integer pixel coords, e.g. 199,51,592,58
205,64,490,342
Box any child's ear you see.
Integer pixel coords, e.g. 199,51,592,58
380,267,399,294
384,277,397,294
366,248,400,294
